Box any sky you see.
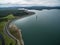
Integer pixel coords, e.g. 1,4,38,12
0,0,60,6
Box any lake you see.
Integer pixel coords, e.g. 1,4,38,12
13,9,60,45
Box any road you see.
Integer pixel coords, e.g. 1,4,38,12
4,19,20,45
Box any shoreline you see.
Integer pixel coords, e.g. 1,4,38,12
9,24,24,45
4,11,35,45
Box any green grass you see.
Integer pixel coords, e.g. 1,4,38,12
2,33,16,45
4,14,15,20
0,14,16,45
0,21,16,45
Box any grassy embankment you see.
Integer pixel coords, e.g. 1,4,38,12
9,24,24,45
9,25,21,41
0,14,16,45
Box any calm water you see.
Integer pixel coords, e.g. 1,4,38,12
14,9,60,45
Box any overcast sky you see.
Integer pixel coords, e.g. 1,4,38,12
0,0,60,6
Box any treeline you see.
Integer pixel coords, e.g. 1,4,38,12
0,9,29,17
22,6,60,10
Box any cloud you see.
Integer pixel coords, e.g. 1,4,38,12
0,0,60,6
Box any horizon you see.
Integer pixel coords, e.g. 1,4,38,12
0,4,60,8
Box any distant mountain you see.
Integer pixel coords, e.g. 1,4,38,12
21,6,60,10
0,5,60,10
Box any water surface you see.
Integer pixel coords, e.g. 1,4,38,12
14,9,60,45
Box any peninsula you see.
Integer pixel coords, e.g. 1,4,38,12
0,9,35,45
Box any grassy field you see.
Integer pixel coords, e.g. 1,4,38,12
0,14,16,45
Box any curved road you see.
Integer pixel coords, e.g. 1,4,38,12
4,18,21,45
3,16,29,45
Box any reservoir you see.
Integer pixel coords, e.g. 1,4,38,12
13,9,60,45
